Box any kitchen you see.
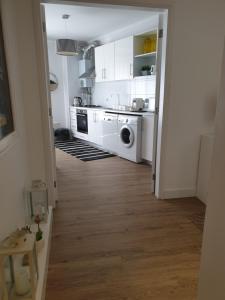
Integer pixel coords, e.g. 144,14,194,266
45,3,167,180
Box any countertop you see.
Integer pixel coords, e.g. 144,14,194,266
70,106,155,116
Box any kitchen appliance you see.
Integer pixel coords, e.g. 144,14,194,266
102,113,118,153
83,105,102,108
131,98,144,111
117,115,142,163
150,65,156,75
73,97,83,107
76,109,88,134
78,42,99,88
79,60,95,88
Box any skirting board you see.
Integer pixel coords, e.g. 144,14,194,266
161,188,196,199
34,206,53,300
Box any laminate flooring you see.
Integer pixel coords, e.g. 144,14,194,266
46,149,205,300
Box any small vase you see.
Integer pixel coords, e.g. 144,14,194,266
141,70,148,76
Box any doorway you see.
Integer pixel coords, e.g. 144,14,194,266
40,1,169,199
31,1,207,299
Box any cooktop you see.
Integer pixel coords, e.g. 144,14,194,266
83,105,102,108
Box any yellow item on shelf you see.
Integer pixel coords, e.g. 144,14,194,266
143,35,157,54
143,38,151,53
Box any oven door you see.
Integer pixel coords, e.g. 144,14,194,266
77,113,88,134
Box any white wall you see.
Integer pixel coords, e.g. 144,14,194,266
47,40,67,128
92,77,156,110
47,40,81,128
160,0,225,198
198,40,225,300
67,56,81,104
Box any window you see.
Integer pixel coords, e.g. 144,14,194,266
0,17,14,141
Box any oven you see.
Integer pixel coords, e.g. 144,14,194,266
76,109,88,134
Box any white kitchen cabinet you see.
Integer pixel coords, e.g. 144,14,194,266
87,110,104,145
95,45,104,82
115,36,133,80
70,108,77,137
142,114,154,161
87,110,96,143
103,42,115,81
95,42,115,82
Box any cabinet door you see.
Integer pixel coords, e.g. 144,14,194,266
103,42,115,81
87,110,96,143
115,36,133,80
95,111,104,146
70,110,77,137
141,115,154,161
95,45,104,82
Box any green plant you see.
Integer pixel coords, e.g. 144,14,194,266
141,65,150,71
36,229,43,241
35,215,43,241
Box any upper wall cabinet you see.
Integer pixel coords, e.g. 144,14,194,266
133,31,157,77
95,30,158,82
95,45,104,82
95,42,115,82
115,36,133,80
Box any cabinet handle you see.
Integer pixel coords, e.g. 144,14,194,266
104,68,106,79
102,69,104,80
130,63,133,76
93,112,97,122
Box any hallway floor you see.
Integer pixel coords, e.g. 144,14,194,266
46,149,205,300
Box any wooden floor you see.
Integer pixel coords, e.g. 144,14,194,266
46,149,205,300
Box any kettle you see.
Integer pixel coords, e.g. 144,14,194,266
73,96,83,107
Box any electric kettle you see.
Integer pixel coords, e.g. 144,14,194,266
73,97,83,107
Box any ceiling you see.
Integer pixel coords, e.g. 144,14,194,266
44,4,158,41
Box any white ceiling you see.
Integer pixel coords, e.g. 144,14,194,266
44,4,158,41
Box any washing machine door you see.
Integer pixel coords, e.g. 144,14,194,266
120,125,134,148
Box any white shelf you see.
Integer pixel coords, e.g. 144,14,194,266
134,75,156,79
134,52,157,58
35,206,53,300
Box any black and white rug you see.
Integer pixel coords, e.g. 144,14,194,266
55,139,115,162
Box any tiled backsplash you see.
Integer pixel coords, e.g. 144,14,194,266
92,76,156,111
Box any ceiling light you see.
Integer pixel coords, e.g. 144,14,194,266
56,14,80,56
56,39,80,56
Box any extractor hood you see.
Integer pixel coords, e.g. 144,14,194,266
79,59,95,88
78,42,99,87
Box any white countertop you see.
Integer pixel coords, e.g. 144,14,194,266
70,106,154,116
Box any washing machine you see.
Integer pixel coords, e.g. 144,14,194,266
117,115,142,163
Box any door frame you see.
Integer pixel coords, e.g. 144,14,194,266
32,0,58,207
32,0,174,199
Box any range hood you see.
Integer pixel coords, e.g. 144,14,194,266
56,39,80,56
78,42,99,87
79,59,95,88
79,60,95,78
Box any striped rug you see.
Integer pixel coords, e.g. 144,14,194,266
55,139,115,162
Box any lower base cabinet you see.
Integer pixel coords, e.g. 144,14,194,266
87,110,104,146
141,115,154,162
70,108,154,162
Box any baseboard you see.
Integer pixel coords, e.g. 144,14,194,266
161,188,196,199
35,206,53,300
